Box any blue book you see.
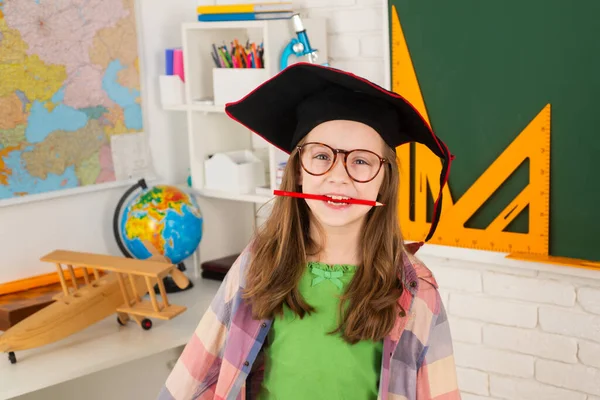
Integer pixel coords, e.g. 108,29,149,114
165,49,174,75
197,11,293,22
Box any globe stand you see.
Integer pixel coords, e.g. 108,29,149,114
154,262,194,294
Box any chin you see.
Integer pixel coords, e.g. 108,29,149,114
307,200,367,229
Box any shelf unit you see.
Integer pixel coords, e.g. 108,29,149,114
163,18,328,265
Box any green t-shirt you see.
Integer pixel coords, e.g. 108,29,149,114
258,262,383,400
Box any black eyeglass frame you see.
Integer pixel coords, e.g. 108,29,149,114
296,142,388,183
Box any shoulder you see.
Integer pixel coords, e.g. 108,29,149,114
401,249,444,316
401,250,439,292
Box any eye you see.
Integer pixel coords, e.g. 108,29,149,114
314,153,331,161
353,158,370,165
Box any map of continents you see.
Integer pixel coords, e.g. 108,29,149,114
0,0,142,200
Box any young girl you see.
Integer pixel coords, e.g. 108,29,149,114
158,63,460,400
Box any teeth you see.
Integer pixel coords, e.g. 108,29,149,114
324,195,350,206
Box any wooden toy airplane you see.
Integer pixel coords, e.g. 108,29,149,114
0,241,189,364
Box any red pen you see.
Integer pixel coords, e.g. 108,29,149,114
274,190,384,207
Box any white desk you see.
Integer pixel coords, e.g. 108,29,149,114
0,278,221,400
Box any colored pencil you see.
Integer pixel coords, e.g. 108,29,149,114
273,190,384,206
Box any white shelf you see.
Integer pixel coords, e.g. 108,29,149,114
162,18,327,263
190,103,225,112
180,185,273,204
198,188,273,204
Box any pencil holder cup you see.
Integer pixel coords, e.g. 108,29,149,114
212,68,269,106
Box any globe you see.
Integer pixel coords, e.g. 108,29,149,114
118,184,203,265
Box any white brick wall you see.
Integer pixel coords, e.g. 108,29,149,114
295,0,387,86
449,317,482,344
450,293,538,328
433,265,483,292
539,306,600,342
489,375,587,400
216,1,600,398
579,340,600,369
482,325,578,363
579,287,600,315
454,342,535,378
457,367,489,396
462,395,501,400
536,360,600,396
482,272,576,306
434,252,600,399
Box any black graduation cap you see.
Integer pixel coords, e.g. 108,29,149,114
225,62,453,242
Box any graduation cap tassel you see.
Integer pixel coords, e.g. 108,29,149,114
424,153,454,242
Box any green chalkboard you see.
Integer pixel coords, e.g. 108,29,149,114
388,0,599,261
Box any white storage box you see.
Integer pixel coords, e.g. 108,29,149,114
212,68,269,106
159,75,185,106
204,150,266,193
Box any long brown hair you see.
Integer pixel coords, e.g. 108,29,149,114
243,138,405,344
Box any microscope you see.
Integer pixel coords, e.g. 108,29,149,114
279,14,329,71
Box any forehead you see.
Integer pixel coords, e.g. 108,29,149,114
304,120,386,153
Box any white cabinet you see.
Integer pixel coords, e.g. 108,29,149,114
162,18,328,265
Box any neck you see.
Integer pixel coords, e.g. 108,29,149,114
308,218,363,266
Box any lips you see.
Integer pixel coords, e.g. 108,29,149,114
324,194,352,205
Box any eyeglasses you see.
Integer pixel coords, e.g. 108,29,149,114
297,142,387,183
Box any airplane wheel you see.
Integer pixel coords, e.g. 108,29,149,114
8,352,16,364
117,316,126,326
141,318,152,330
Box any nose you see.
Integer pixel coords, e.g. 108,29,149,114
327,154,351,184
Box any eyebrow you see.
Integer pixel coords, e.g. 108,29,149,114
309,141,378,152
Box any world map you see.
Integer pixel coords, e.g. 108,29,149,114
0,0,143,200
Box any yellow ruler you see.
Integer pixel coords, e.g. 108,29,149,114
391,5,550,255
505,253,600,271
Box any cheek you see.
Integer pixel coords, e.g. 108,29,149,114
357,184,380,200
357,174,385,199
300,171,320,191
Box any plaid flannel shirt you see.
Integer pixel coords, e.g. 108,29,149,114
158,244,460,400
